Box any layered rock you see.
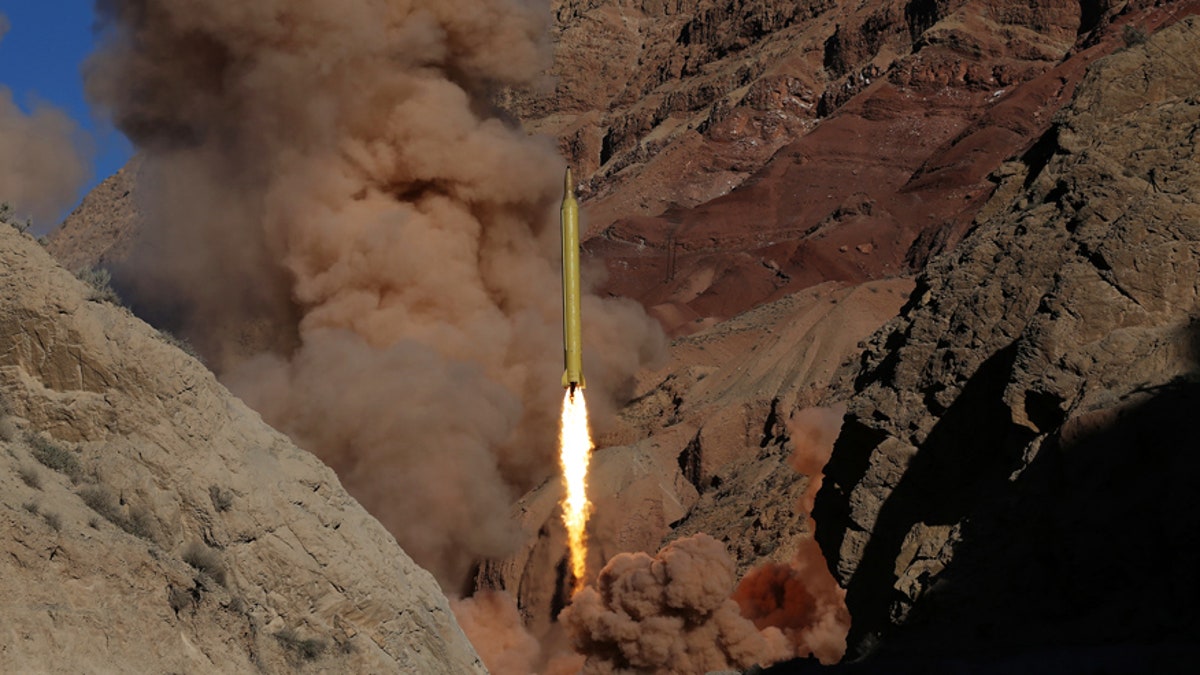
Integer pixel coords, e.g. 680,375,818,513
48,2,1183,341
0,225,484,673
814,16,1200,658
587,0,1190,334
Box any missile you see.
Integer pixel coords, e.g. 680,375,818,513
561,167,586,393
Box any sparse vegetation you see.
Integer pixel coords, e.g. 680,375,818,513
209,485,234,512
18,465,42,489
0,394,17,442
43,512,62,531
1,202,32,234
275,628,327,662
158,328,202,361
78,485,157,542
27,433,84,483
79,485,121,521
124,505,157,541
182,540,227,586
0,416,17,442
168,585,196,615
1123,24,1148,46
22,500,40,515
75,266,123,304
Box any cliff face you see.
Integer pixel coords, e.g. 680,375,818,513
516,0,1128,231
0,225,484,673
581,0,1190,335
813,15,1200,657
49,2,1182,339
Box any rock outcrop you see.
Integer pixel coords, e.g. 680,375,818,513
0,225,484,673
586,0,1195,335
814,15,1200,659
45,156,141,273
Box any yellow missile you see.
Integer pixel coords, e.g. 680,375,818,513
561,167,585,392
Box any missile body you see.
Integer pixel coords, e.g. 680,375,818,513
561,168,586,392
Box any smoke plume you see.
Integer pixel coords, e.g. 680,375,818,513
452,590,585,675
562,406,852,671
452,591,542,674
732,405,851,665
561,533,792,673
85,0,665,589
1,13,91,227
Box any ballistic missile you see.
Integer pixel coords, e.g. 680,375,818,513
561,168,586,392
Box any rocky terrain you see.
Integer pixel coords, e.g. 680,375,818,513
44,156,141,273
0,224,484,673
575,0,1195,335
813,14,1200,662
476,278,911,640
12,0,1200,672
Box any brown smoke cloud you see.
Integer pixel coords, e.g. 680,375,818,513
732,404,851,665
452,591,542,674
85,0,665,589
561,533,792,673
561,406,851,671
1,13,90,227
452,590,585,675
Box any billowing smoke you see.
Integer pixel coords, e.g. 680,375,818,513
732,405,851,665
561,533,792,673
562,406,851,672
452,591,543,674
85,0,665,588
452,590,585,675
788,404,846,515
1,12,90,228
732,537,850,665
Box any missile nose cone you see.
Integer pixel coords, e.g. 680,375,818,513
564,167,575,198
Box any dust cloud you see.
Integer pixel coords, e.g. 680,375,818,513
561,533,792,673
559,406,851,672
453,590,585,675
1,12,90,228
732,404,851,665
452,591,542,674
85,0,664,589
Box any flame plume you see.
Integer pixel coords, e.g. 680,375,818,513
559,388,593,591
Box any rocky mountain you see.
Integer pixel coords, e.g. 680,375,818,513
0,225,484,673
18,0,1200,672
812,14,1200,663
569,0,1188,335
45,156,142,273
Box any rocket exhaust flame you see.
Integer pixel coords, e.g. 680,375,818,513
559,388,593,592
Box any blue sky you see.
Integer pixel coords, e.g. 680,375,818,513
0,1,132,203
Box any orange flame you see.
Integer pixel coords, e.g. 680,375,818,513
559,389,593,591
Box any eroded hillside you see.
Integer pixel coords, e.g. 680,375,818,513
0,224,484,673
814,15,1200,661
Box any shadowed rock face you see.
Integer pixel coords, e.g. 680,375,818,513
0,225,485,673
812,15,1200,660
